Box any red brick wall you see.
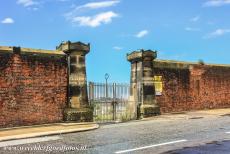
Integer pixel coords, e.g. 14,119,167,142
189,65,230,110
154,68,190,113
154,64,230,113
0,52,67,128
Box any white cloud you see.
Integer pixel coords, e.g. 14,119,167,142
17,0,38,7
190,16,200,22
113,46,123,50
135,30,149,38
32,7,38,11
71,11,118,27
1,18,14,24
203,0,230,7
77,0,120,10
185,27,200,31
65,1,121,27
204,28,230,38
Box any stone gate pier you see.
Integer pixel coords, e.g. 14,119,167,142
57,41,93,122
127,50,160,118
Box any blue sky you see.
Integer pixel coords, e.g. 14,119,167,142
1,0,230,82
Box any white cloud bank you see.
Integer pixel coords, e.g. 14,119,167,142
204,28,230,38
1,18,14,24
203,0,230,7
135,30,149,38
71,11,118,27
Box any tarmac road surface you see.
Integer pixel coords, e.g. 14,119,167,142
0,110,230,154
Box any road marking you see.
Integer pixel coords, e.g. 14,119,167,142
226,132,230,134
0,136,61,147
115,139,187,154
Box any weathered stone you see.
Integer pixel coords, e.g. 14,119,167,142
57,41,93,122
64,108,93,122
127,49,160,118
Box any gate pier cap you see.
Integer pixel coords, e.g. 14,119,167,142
57,41,90,55
127,49,157,62
127,49,160,118
57,41,93,122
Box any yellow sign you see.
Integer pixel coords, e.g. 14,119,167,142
153,76,163,95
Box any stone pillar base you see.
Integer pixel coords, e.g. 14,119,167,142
140,104,160,118
64,108,93,122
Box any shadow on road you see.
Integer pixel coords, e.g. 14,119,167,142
162,140,230,154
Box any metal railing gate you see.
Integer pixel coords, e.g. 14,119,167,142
88,82,136,123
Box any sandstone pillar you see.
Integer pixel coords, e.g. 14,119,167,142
57,41,93,122
127,50,160,118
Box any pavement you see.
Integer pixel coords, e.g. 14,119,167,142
0,123,99,142
0,108,229,154
142,108,230,121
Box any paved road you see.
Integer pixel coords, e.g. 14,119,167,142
0,112,229,154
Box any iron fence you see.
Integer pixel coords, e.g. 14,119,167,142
88,82,135,123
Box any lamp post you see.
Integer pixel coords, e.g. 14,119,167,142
105,73,110,98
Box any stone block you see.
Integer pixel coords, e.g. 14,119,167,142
141,104,160,117
64,108,93,122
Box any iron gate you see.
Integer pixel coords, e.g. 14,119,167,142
88,82,136,123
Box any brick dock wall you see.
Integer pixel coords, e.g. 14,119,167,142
0,47,67,128
154,60,230,113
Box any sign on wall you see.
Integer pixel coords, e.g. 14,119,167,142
153,76,163,95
